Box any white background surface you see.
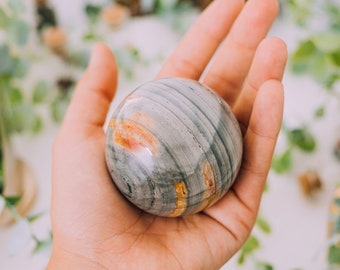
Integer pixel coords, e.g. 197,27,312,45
1,0,340,269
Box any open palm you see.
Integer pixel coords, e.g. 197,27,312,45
48,0,287,269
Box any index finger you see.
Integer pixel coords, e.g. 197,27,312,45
157,0,244,79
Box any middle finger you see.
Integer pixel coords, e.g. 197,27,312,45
202,0,279,107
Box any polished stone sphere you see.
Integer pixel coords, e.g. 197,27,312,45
105,78,243,217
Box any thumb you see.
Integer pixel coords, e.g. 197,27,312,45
62,43,118,135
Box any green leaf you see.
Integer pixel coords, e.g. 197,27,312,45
314,106,325,118
335,198,340,207
0,44,15,75
0,8,9,27
4,195,21,206
31,115,43,134
256,262,274,270
331,51,340,67
328,245,340,264
51,97,69,123
33,238,52,255
290,39,318,75
291,39,316,62
11,103,36,133
287,127,316,152
85,4,101,23
7,0,25,13
12,57,29,78
32,80,49,104
256,216,271,234
27,212,45,223
6,19,30,46
8,87,23,104
309,54,338,86
311,33,340,52
237,235,260,265
68,50,90,68
271,148,292,174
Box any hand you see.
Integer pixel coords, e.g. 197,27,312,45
48,0,287,269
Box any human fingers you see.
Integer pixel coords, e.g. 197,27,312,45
204,80,284,241
157,0,244,79
233,37,287,134
203,0,279,106
61,43,118,138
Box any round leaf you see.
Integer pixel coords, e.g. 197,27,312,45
6,19,30,46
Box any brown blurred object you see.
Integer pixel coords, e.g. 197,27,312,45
116,0,143,16
191,0,214,9
0,144,36,226
35,0,47,6
101,4,130,28
298,170,322,196
42,26,67,55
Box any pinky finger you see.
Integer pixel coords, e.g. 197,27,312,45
232,79,284,211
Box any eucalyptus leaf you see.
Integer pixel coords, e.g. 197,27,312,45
331,51,340,67
11,103,36,133
27,212,45,223
314,106,325,118
68,50,90,68
287,127,316,152
256,262,274,270
328,244,340,264
0,8,9,27
335,198,340,207
51,97,69,123
0,44,14,75
32,80,49,104
33,237,52,255
6,19,30,46
311,33,340,53
85,4,101,23
286,0,313,25
12,57,29,78
290,39,317,74
256,216,271,234
4,195,21,206
237,235,260,265
271,148,292,174
291,39,316,61
31,115,43,134
7,0,25,13
8,87,23,104
310,54,337,85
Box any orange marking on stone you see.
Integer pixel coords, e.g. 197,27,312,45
130,111,154,128
202,160,215,196
113,120,159,155
195,161,218,213
168,181,188,217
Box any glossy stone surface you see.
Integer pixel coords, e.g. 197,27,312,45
105,78,243,217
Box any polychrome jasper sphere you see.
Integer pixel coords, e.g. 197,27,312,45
105,78,243,217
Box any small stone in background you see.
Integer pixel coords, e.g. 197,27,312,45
42,27,67,54
101,4,130,28
298,170,322,196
